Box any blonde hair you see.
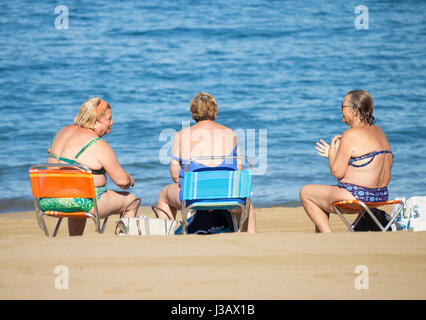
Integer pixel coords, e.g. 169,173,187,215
74,97,111,129
190,92,218,122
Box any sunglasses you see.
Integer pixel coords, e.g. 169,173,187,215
340,102,354,111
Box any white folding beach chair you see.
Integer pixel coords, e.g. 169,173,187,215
333,199,404,232
179,156,253,235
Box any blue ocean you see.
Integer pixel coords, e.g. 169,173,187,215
1,0,425,213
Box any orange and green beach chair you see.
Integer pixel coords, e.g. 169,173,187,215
29,163,108,237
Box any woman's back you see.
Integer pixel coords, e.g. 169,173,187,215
176,120,239,168
340,125,393,188
47,125,106,185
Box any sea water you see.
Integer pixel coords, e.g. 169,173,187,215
0,1,425,212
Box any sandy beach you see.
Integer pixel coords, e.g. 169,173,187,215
0,206,425,300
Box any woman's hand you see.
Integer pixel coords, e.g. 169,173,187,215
329,135,342,156
315,139,330,158
128,174,135,188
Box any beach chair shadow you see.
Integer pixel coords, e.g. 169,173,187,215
332,199,404,232
29,163,108,237
178,156,253,235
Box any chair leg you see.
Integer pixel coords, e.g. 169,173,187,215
52,217,63,237
383,203,404,231
180,207,190,235
88,215,101,233
333,205,355,232
34,199,49,236
357,202,385,231
240,203,250,232
182,209,190,235
231,212,239,232
84,211,101,233
350,212,366,230
100,217,109,234
37,212,50,236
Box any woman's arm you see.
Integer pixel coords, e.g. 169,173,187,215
233,133,243,170
169,132,181,183
236,145,243,171
97,140,134,189
328,131,354,180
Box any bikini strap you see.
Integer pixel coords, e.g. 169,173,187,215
349,150,393,168
47,153,79,165
375,150,394,158
171,155,182,162
47,131,59,155
74,137,102,159
349,156,376,168
47,131,78,164
171,155,189,165
231,143,238,154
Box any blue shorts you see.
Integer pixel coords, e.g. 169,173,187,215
337,182,389,203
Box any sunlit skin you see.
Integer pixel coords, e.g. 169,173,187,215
47,104,137,235
155,119,256,234
94,108,114,136
299,93,393,233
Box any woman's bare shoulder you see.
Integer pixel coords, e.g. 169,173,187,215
213,121,233,130
59,124,95,137
341,127,361,139
56,124,75,135
174,127,187,139
89,136,112,153
371,125,386,135
50,125,78,143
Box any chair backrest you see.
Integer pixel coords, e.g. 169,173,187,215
182,170,252,201
29,164,96,199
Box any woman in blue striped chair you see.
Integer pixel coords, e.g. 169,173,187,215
46,97,138,235
155,92,256,233
299,90,394,233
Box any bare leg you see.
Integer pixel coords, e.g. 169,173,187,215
299,184,355,233
232,201,256,233
245,202,256,233
68,218,86,236
156,183,181,220
95,190,138,219
68,190,137,236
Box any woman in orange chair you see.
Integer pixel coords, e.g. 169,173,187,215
154,92,256,233
46,97,138,235
299,90,394,233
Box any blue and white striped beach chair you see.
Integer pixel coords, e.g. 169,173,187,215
179,156,253,235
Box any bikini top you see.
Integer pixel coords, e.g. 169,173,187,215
349,150,394,168
172,144,239,178
48,136,106,175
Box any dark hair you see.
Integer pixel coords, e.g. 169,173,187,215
347,90,375,125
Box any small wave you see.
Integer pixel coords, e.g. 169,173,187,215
109,26,297,40
0,197,34,214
